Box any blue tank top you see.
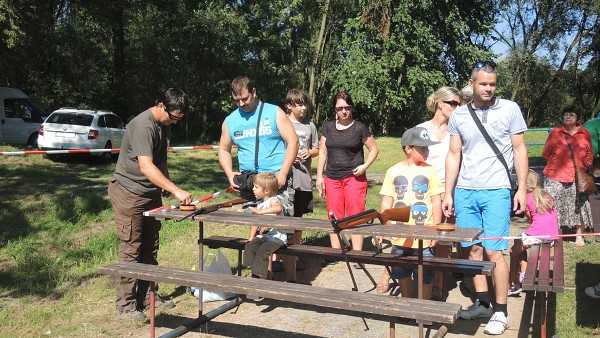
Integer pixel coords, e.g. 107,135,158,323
225,101,286,172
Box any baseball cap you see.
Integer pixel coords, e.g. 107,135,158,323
401,126,440,147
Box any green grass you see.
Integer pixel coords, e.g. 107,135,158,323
1,133,598,337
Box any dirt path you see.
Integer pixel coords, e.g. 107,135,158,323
130,218,532,338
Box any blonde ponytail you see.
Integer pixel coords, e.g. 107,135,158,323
526,169,554,214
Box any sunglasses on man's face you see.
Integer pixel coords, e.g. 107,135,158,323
474,60,496,69
163,104,183,121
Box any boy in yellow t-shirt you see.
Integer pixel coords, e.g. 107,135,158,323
374,126,443,300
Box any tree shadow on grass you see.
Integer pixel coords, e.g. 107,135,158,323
576,262,600,329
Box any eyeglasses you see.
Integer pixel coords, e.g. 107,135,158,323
163,104,183,121
562,112,577,117
474,60,496,69
443,100,459,108
335,105,352,112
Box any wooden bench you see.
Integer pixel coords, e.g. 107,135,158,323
521,239,564,338
202,235,496,279
99,261,461,338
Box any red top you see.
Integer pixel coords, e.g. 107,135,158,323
542,124,593,183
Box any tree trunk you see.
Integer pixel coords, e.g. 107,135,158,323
108,0,126,117
310,0,329,125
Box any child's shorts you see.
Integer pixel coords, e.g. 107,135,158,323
521,232,554,248
390,246,435,284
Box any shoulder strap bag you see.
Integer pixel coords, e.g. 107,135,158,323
467,103,522,216
233,102,264,192
253,102,265,171
564,133,596,194
467,103,514,189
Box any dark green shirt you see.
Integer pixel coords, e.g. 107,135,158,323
583,118,600,157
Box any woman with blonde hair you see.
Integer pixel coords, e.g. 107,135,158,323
419,86,462,185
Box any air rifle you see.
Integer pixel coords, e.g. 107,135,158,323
331,206,410,231
177,198,248,222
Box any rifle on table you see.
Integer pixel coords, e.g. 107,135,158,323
176,198,248,222
331,206,410,231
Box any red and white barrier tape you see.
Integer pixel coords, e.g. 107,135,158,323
0,145,227,156
477,232,600,241
0,148,120,156
143,186,234,216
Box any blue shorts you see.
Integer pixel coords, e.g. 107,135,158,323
454,188,510,251
390,246,435,284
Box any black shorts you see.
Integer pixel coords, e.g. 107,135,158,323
293,190,314,217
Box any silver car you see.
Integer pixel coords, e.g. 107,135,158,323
37,108,125,162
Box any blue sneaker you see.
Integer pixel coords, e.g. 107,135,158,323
459,300,493,320
585,283,600,299
296,259,306,271
271,261,283,272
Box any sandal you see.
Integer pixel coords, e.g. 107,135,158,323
376,283,390,294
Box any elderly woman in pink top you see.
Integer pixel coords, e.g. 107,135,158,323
542,105,593,247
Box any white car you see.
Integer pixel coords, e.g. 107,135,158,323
37,108,125,162
0,87,47,147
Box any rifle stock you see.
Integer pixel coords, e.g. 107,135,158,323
334,206,410,230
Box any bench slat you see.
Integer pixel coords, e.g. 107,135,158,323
552,239,565,292
201,236,495,276
99,262,460,324
522,244,541,291
537,243,552,292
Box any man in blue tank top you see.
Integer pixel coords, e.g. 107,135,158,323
218,76,298,206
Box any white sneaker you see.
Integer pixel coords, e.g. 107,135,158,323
484,312,509,335
459,299,493,320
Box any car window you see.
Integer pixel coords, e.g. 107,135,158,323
4,99,44,122
47,113,94,126
106,114,124,129
97,115,107,128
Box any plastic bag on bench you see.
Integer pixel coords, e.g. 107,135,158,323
193,250,236,302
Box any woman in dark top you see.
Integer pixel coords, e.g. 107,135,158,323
316,91,379,254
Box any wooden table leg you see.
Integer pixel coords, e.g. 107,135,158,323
540,292,547,338
150,282,155,338
418,239,424,338
198,221,204,319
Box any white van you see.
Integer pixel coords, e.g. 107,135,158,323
0,87,46,146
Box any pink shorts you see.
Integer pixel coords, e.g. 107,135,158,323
324,174,368,220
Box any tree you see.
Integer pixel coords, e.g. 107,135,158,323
493,0,599,126
330,0,497,134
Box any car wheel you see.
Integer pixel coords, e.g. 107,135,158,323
27,133,38,148
98,141,112,164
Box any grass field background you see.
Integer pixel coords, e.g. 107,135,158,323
1,132,599,337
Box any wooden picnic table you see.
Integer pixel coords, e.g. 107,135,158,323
147,208,483,338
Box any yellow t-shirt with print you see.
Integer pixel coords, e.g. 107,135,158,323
379,161,443,248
